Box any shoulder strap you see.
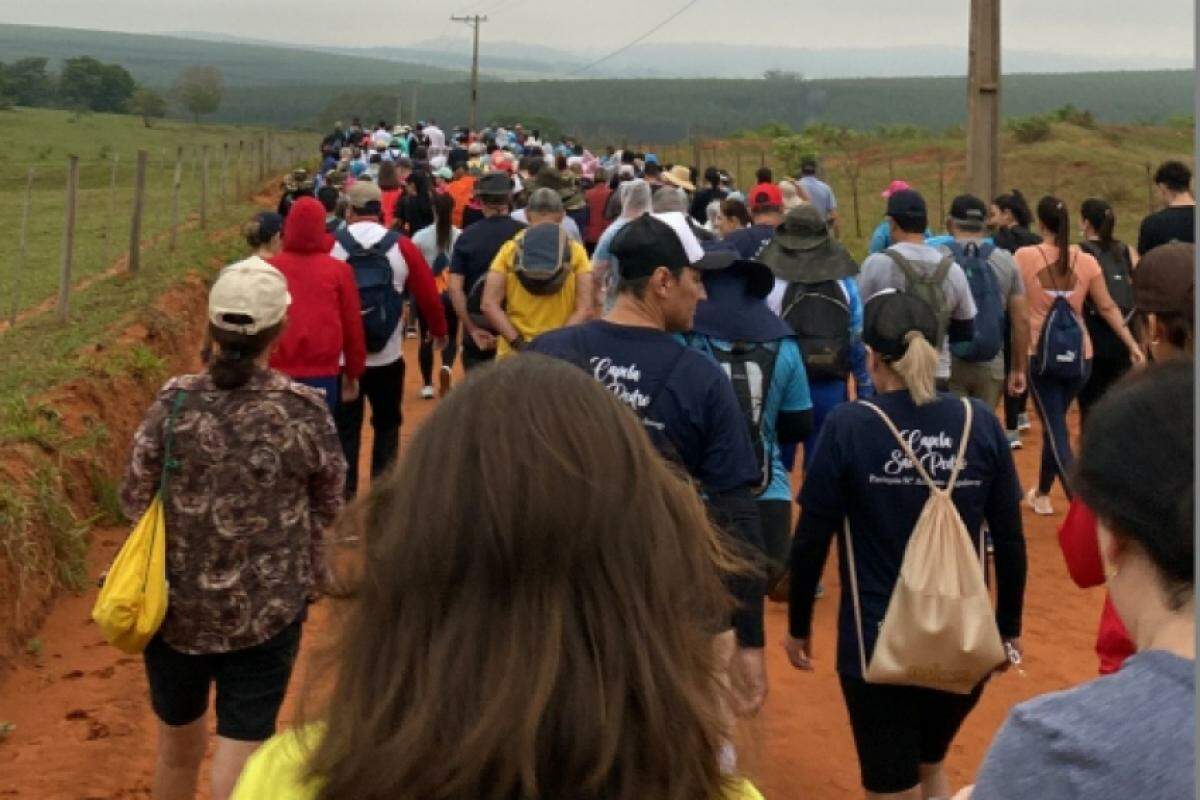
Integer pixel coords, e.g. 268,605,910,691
858,398,973,496
158,390,187,498
884,248,922,286
335,229,366,258
842,517,870,677
932,253,954,284
373,230,400,256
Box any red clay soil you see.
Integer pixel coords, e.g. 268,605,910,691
0,343,1103,799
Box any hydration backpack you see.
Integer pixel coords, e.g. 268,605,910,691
884,249,954,348
1034,251,1087,380
779,280,851,381
514,223,571,296
336,229,404,353
696,338,780,496
944,241,1005,363
1079,240,1135,360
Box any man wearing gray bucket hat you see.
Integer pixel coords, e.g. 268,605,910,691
761,205,874,472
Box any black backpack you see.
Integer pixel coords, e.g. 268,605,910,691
698,338,780,496
779,280,852,381
1079,241,1136,360
335,229,404,353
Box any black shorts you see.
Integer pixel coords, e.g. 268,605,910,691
839,673,984,794
143,619,302,741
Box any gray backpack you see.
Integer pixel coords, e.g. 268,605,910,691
884,249,954,348
514,223,571,296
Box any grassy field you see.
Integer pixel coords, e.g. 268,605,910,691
650,120,1195,259
0,107,313,326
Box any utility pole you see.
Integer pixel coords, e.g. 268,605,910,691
450,13,488,131
966,0,1000,202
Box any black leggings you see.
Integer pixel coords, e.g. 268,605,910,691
1002,317,1028,430
416,292,459,385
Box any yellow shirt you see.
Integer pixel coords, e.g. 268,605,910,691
233,726,764,800
490,231,592,358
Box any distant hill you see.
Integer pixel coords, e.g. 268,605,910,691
0,24,464,88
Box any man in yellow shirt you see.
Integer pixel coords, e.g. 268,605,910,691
482,188,593,357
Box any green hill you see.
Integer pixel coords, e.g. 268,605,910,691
0,23,463,88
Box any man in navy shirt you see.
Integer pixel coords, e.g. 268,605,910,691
529,212,770,716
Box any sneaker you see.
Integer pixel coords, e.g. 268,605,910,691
420,385,435,400
406,329,418,339
1025,489,1054,516
814,583,825,599
438,365,453,397
1018,413,1032,431
1006,430,1023,450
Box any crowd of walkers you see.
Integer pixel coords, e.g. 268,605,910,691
116,115,1195,800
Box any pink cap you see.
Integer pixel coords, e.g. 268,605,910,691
882,180,911,198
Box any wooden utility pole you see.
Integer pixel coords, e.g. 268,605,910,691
966,0,1000,202
450,14,488,131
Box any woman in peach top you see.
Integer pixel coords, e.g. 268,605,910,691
1013,196,1145,517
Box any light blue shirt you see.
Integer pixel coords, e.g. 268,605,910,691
799,176,837,219
592,217,631,310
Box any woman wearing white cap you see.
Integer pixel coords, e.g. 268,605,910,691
120,258,347,800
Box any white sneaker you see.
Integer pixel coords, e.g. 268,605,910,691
1018,413,1032,431
1006,430,1023,450
420,385,435,400
1025,489,1054,516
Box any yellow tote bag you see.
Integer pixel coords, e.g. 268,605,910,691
92,391,185,654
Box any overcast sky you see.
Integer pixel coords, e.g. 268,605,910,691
3,0,1194,59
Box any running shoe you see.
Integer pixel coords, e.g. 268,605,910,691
814,583,825,599
420,385,435,400
1018,413,1032,431
1006,430,1023,450
438,365,453,397
1025,489,1054,516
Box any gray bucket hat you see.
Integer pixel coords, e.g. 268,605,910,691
759,204,858,283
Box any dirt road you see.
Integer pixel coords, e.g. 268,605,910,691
0,339,1103,799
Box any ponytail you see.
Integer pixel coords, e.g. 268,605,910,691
433,191,454,254
1080,197,1117,251
1037,195,1072,276
891,331,940,405
207,321,283,390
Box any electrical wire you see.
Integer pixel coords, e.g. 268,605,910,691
569,0,703,75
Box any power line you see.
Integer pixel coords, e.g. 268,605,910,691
569,0,703,76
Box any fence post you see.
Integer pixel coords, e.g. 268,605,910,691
200,145,209,229
56,155,80,322
220,142,229,212
128,150,148,274
236,140,244,199
10,168,33,325
760,146,767,168
103,154,119,264
169,147,183,254
1145,162,1154,214
259,137,266,180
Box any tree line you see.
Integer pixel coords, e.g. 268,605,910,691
0,57,227,125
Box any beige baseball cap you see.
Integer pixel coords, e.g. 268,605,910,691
346,180,383,210
208,256,291,335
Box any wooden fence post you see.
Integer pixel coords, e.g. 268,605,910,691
169,147,183,254
10,168,33,325
220,142,229,212
236,140,244,199
128,150,148,274
1145,162,1155,214
199,145,209,229
56,155,80,322
259,137,266,181
103,154,119,264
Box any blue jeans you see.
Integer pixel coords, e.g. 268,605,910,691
1029,358,1092,497
294,375,339,415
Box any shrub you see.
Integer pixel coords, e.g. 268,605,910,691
1007,115,1053,144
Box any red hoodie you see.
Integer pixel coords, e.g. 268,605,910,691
1058,498,1136,674
268,197,367,381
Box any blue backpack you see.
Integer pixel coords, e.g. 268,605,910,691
336,229,404,353
945,241,1005,363
1035,254,1086,380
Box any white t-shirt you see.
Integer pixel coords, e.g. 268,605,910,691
858,242,978,379
331,221,410,368
411,224,461,272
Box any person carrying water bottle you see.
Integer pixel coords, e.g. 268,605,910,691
1012,196,1145,517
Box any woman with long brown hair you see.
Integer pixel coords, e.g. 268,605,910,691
232,354,763,800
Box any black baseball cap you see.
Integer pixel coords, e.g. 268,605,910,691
253,211,283,241
863,290,940,362
611,213,733,280
886,189,927,222
949,194,988,229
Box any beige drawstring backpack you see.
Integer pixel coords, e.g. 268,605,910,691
843,398,1006,694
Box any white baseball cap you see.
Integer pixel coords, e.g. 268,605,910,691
209,256,291,335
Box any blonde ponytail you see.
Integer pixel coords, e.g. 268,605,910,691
891,331,939,405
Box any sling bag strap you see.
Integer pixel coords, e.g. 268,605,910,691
143,389,186,593
841,397,975,677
